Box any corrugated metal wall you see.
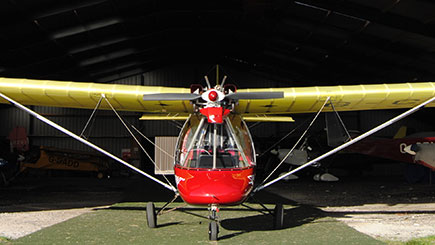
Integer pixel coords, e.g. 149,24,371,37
20,106,141,155
0,107,30,138
154,136,177,175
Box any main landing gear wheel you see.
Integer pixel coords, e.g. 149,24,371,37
208,204,219,241
273,203,284,229
146,202,157,228
97,172,104,179
209,220,219,241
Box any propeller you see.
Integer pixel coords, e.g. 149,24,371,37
142,72,284,102
143,91,284,102
143,93,201,101
225,92,284,100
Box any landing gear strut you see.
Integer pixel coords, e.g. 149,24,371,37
208,204,220,241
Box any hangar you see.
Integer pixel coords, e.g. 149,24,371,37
1,0,435,243
2,0,435,160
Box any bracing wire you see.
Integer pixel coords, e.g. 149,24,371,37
0,92,177,192
102,96,176,190
130,125,174,159
259,97,331,185
79,96,103,139
254,96,435,192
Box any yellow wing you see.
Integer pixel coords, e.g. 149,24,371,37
0,77,192,113
237,83,435,114
1,77,435,116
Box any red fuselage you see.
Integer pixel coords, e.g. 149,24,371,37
174,166,255,205
173,108,257,206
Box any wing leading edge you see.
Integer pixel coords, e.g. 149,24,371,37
0,77,192,113
1,77,435,115
236,83,435,114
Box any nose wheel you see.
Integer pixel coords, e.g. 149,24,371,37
208,204,220,241
209,220,219,241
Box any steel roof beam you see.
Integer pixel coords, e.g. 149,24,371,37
33,0,108,19
294,0,435,39
50,18,122,39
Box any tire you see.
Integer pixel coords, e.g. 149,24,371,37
146,202,157,228
97,172,104,179
209,220,219,241
273,203,284,229
0,172,8,186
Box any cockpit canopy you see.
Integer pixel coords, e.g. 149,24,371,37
175,114,255,169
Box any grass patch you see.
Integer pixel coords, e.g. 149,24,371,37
12,202,383,244
0,237,12,244
385,235,435,245
405,235,435,245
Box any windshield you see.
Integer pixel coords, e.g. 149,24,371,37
175,114,255,169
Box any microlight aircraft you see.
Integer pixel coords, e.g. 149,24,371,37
346,127,435,171
1,74,435,240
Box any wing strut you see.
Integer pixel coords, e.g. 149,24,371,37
0,92,178,193
259,97,331,186
328,100,352,141
79,95,103,139
254,96,435,193
102,95,176,191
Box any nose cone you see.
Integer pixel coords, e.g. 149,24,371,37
208,90,218,101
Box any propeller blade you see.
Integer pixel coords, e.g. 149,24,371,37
143,93,201,101
225,92,284,100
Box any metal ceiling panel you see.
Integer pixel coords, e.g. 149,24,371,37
2,0,435,84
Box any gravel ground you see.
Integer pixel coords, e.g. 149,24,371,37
321,203,435,241
333,212,435,241
269,177,435,242
0,208,95,239
0,176,128,240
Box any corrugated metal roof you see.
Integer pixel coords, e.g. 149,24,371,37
1,0,435,85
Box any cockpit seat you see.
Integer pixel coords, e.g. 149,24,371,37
197,154,236,168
